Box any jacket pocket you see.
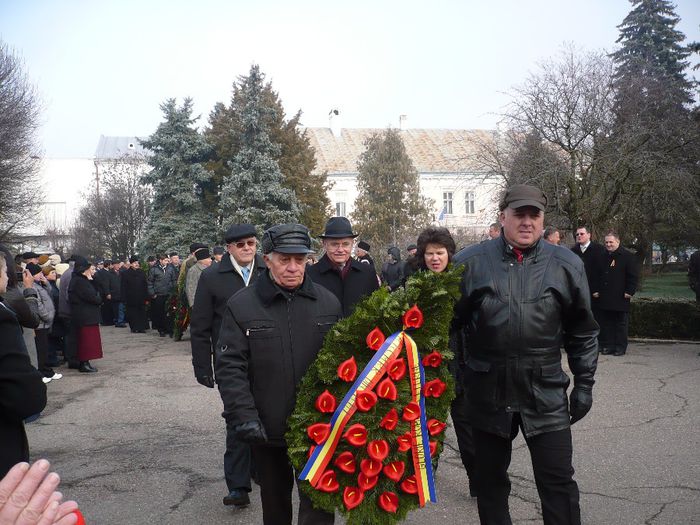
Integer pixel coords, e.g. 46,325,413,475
315,315,338,346
464,358,498,410
247,326,286,438
531,363,570,414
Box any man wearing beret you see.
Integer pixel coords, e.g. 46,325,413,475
453,184,599,525
306,216,379,318
215,223,341,525
190,224,266,508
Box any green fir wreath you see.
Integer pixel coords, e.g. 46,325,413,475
286,265,462,525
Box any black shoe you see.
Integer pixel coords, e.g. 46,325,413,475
223,489,250,508
159,331,166,337
115,323,127,328
613,349,626,356
601,347,613,355
79,361,98,373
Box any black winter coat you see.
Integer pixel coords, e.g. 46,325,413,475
147,264,177,296
215,272,342,446
190,254,267,380
571,241,606,297
107,270,122,301
306,254,379,318
93,269,111,297
595,247,639,312
0,300,47,477
68,273,102,327
121,268,148,306
453,237,599,438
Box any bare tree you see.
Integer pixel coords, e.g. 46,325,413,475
0,41,43,241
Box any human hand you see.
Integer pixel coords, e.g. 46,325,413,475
195,375,215,388
0,460,79,525
592,292,599,298
106,295,111,300
569,383,593,425
233,420,268,443
624,293,632,299
22,270,34,289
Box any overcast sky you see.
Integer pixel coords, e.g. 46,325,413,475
2,0,699,158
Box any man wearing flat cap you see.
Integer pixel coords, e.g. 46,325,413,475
453,184,598,525
216,223,341,525
185,247,212,307
306,216,379,317
190,224,266,508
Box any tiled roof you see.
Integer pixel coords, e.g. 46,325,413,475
94,135,151,160
303,128,495,175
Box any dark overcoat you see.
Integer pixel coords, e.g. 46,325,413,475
68,273,102,327
215,272,342,445
306,254,379,317
596,247,639,312
190,253,267,380
121,268,149,306
107,270,122,301
571,241,606,296
0,300,47,477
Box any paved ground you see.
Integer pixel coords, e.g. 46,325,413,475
26,327,700,524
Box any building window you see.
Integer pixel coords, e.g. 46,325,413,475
442,192,453,215
335,201,346,217
465,191,475,214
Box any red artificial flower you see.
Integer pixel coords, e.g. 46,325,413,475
388,358,406,381
423,378,447,398
396,433,412,452
366,327,386,350
402,401,421,422
427,418,447,436
337,356,358,382
315,469,340,493
334,451,356,474
315,390,337,413
421,350,443,368
367,439,389,461
383,461,406,482
358,472,379,491
402,305,424,329
400,475,418,494
429,441,438,457
379,408,399,431
307,422,331,444
356,389,378,411
360,458,383,478
343,487,364,510
378,491,399,513
307,445,316,459
344,423,368,446
377,377,398,401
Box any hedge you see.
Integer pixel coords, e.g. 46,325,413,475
629,298,700,340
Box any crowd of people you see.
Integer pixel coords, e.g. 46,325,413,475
2,182,692,525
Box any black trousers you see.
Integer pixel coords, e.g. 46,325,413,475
126,304,148,332
60,315,79,367
251,444,334,525
598,310,629,354
473,415,580,525
224,421,252,492
151,295,170,334
34,328,54,377
100,300,114,325
450,390,477,490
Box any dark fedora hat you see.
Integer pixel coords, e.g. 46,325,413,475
262,224,313,254
319,217,358,239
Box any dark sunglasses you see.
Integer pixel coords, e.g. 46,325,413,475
233,239,257,249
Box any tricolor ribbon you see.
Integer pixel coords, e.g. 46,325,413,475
299,329,437,507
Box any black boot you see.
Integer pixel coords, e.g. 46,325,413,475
79,361,98,373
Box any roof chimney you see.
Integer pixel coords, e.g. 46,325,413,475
329,109,341,138
399,114,407,130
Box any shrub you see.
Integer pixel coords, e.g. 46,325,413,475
629,298,700,340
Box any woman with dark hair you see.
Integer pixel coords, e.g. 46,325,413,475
68,258,103,373
408,226,477,497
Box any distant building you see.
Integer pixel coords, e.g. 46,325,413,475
304,127,501,239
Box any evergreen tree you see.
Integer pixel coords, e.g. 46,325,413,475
352,129,433,251
609,0,699,266
208,66,328,235
139,98,215,254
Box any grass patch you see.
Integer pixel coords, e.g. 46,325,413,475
635,272,694,300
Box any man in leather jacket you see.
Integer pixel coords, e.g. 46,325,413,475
453,184,598,525
215,223,342,525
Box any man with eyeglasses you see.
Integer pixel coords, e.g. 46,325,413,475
306,216,379,317
190,223,266,509
571,226,606,333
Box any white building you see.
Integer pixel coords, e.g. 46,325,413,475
304,127,502,239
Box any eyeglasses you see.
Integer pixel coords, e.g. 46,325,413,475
232,240,257,249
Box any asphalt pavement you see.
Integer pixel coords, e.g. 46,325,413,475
26,327,700,524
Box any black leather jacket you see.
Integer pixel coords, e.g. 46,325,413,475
453,237,599,438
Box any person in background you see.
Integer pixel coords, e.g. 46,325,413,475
381,246,404,291
212,246,225,263
0,254,47,478
148,254,177,337
354,240,375,270
488,222,501,240
93,260,112,326
58,257,80,370
543,226,561,245
43,266,64,368
688,249,700,303
121,256,149,334
108,261,126,328
25,263,60,383
68,258,103,373
185,247,212,308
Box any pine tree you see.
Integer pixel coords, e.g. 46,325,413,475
139,98,215,254
352,129,433,251
206,67,329,236
608,0,699,266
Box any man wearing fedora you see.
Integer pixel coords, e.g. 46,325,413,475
307,216,379,317
453,184,599,525
190,224,266,509
215,223,342,525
